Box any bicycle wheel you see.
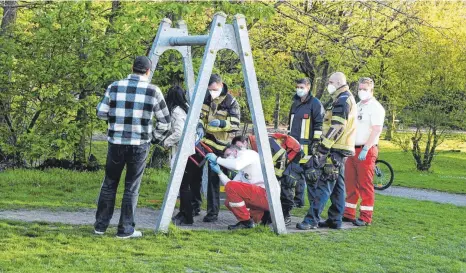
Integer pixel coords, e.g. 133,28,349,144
373,159,394,190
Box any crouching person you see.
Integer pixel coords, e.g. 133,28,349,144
206,136,269,230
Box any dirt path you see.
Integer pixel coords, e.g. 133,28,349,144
376,186,466,206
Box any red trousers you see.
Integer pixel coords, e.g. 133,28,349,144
343,146,378,223
224,181,269,223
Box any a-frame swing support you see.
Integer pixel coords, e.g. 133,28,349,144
148,12,287,235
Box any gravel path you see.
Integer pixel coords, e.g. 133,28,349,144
0,208,356,233
1,186,463,232
377,186,466,206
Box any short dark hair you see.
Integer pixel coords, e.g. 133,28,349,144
296,78,311,86
209,74,222,86
231,136,248,146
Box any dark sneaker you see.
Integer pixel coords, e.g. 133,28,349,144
284,216,292,226
193,208,201,216
260,211,272,226
94,229,105,235
116,230,143,239
318,220,342,229
342,216,355,223
203,214,218,222
172,214,193,226
228,219,255,230
353,219,371,226
296,221,317,230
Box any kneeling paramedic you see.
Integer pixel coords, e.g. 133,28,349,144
297,72,357,230
206,136,268,230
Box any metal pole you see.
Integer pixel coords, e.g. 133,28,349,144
155,12,227,233
233,14,287,234
169,35,209,46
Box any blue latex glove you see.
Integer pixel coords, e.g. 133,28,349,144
205,153,218,163
208,119,226,128
195,123,204,145
209,161,221,174
358,147,369,161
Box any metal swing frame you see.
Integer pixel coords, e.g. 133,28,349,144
147,12,286,235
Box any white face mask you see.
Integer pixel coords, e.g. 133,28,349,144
327,84,337,94
296,88,308,98
209,88,222,99
358,90,372,101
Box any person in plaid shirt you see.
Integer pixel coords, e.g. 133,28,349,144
94,56,170,239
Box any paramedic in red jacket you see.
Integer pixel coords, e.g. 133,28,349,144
205,136,268,230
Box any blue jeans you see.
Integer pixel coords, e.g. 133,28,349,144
94,142,150,236
303,152,347,227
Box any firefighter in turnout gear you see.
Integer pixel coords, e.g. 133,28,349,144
297,72,357,230
199,74,241,222
285,78,324,225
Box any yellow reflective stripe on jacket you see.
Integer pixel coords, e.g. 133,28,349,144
332,143,354,151
275,168,284,177
303,118,311,156
299,155,311,164
202,138,227,151
313,130,322,139
228,116,240,125
321,137,334,149
272,148,286,162
331,116,347,125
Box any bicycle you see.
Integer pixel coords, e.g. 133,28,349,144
373,159,394,190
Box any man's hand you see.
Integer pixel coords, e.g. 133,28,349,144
209,161,221,174
358,147,369,161
208,119,226,128
205,153,218,163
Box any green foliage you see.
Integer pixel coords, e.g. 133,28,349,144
1,1,465,170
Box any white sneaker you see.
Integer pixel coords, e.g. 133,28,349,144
94,230,105,235
116,230,143,239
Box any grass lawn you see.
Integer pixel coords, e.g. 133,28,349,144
1,195,465,272
377,138,466,194
0,168,170,210
1,136,465,272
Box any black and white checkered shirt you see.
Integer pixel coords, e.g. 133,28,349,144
96,74,170,145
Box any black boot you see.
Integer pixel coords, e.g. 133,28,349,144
353,218,371,226
172,212,184,222
296,221,317,230
228,218,255,230
282,208,292,226
172,213,194,226
179,189,194,224
260,211,272,226
342,216,355,223
318,219,341,229
203,214,218,222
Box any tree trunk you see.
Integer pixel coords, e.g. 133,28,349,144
1,1,18,32
274,93,280,129
315,59,329,99
385,110,396,141
1,1,18,162
75,2,92,166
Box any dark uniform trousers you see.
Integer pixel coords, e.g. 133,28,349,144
179,159,203,220
303,152,347,226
